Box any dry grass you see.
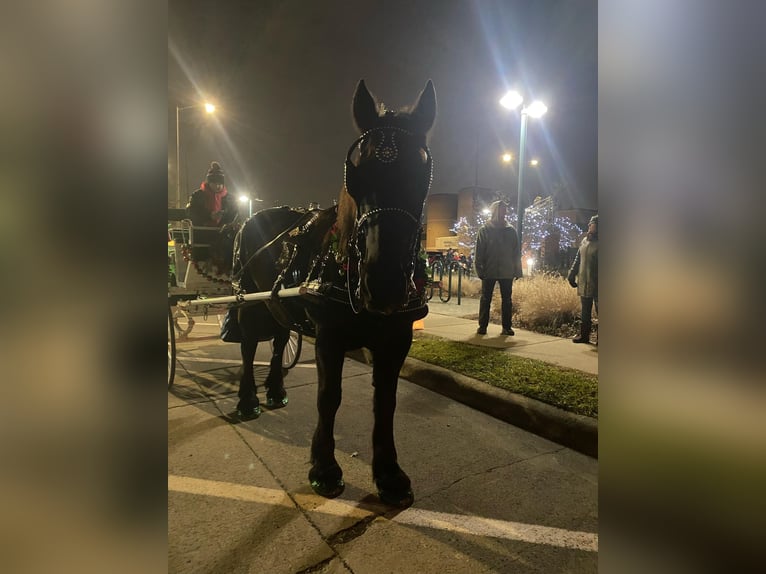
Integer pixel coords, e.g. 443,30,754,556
428,271,483,298
459,276,482,298
431,271,584,337
492,272,581,334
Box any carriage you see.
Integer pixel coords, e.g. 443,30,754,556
167,213,302,387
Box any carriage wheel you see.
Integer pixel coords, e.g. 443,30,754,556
168,303,176,388
173,308,195,339
270,330,302,370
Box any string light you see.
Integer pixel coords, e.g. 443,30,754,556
450,197,582,268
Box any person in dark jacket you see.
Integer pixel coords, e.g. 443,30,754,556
567,214,598,343
474,200,523,336
186,161,238,227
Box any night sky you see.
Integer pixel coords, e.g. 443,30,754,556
169,0,596,211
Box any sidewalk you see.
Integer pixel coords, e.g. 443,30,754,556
373,297,598,457
421,297,598,375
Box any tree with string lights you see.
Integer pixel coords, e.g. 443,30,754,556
450,197,582,272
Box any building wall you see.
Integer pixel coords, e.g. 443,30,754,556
457,188,475,222
424,193,458,250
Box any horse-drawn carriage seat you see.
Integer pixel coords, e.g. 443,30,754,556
170,221,237,277
186,225,223,262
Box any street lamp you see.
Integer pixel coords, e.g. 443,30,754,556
499,90,547,244
175,101,216,208
238,193,263,218
239,194,252,217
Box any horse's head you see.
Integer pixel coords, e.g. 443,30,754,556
343,79,436,315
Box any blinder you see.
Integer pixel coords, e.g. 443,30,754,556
344,126,433,199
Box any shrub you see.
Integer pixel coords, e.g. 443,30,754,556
427,269,482,298
492,272,581,334
459,276,482,298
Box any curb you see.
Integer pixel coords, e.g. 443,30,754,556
346,350,597,458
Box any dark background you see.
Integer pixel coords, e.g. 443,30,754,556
168,0,597,211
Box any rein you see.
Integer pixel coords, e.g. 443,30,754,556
231,210,318,293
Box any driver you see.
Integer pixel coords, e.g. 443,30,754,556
186,161,238,227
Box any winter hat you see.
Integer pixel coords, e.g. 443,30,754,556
205,161,225,185
589,214,598,225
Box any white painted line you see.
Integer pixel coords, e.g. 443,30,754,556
393,508,598,552
168,475,597,552
169,475,290,506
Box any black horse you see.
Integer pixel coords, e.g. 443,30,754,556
233,79,436,507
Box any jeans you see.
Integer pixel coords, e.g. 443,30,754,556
580,296,598,325
478,278,513,331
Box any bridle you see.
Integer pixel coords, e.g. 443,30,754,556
344,126,433,199
342,125,433,313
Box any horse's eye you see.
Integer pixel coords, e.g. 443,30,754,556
419,149,427,163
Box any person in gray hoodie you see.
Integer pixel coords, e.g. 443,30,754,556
474,200,523,336
567,214,598,343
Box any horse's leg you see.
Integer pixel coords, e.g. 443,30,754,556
370,322,414,508
236,310,261,418
308,328,345,498
264,326,289,408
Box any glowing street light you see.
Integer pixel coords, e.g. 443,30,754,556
238,192,263,217
499,91,524,111
175,101,216,208
501,152,513,163
238,194,252,217
499,90,547,243
529,158,539,167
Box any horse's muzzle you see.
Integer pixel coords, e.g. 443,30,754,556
360,274,414,316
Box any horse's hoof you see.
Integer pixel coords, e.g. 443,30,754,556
265,396,288,409
377,487,414,508
236,404,261,419
310,478,345,499
375,470,413,508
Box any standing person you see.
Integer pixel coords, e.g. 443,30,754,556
567,214,598,343
474,200,523,336
186,161,238,227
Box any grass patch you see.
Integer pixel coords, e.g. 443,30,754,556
408,337,598,418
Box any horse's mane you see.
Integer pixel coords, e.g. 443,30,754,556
333,187,356,259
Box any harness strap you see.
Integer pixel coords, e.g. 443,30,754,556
232,209,319,290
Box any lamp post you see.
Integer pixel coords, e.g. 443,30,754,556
499,91,547,244
238,193,263,218
175,102,216,208
238,194,252,217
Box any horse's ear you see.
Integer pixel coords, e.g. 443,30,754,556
411,80,436,133
352,79,378,133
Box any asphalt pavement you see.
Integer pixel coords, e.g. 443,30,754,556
168,305,598,573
